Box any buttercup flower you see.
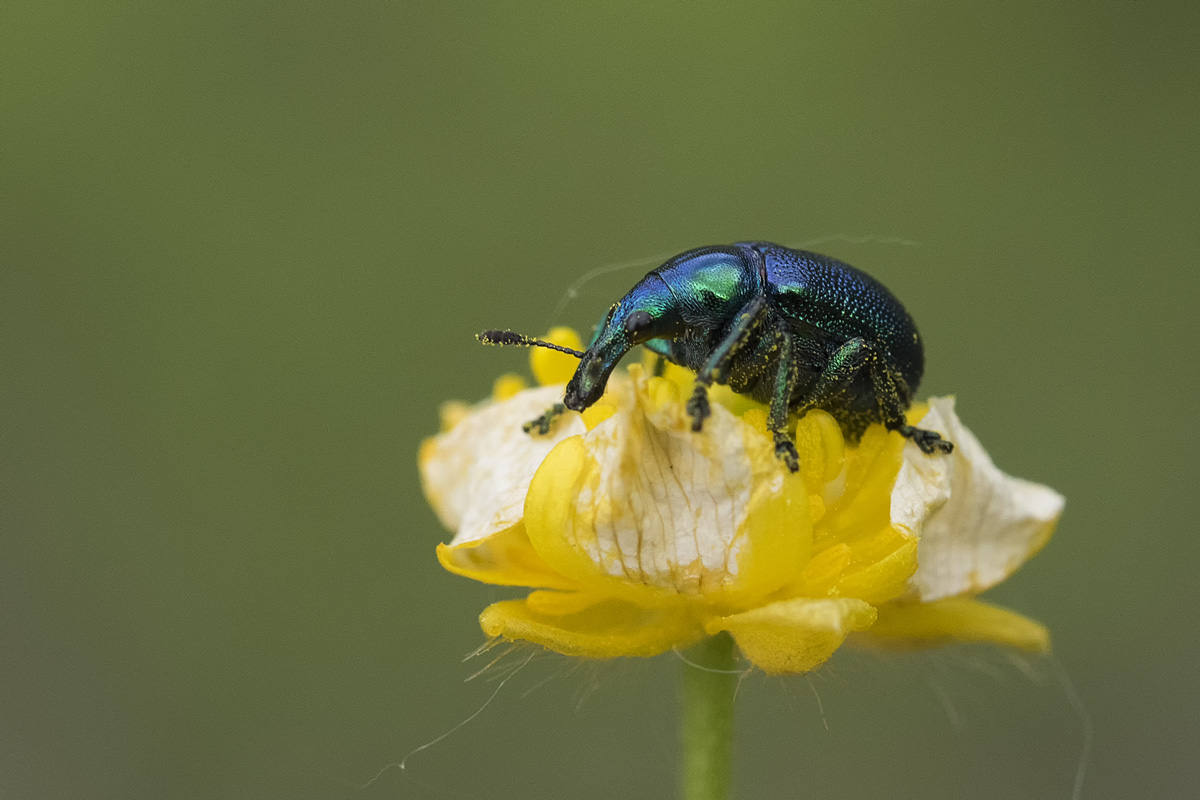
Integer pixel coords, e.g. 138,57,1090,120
421,328,1063,674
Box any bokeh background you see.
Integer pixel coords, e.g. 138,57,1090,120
3,3,1197,798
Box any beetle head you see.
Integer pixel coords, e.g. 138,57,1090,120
563,273,682,411
564,247,756,412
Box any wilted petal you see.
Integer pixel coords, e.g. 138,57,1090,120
891,398,1064,601
524,368,811,609
421,385,586,588
420,384,585,546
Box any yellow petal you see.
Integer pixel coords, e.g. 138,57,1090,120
580,402,616,430
480,596,702,658
531,327,584,386
819,423,904,544
491,373,528,401
789,543,852,598
420,384,584,546
866,597,1049,651
524,367,811,610
524,589,606,616
834,530,918,605
706,597,877,674
775,413,918,605
437,401,471,432
891,398,1065,601
436,523,577,590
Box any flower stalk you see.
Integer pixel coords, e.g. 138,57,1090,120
681,633,738,800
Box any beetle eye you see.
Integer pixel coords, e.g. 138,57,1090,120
624,310,653,337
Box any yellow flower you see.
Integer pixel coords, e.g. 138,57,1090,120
420,328,1063,674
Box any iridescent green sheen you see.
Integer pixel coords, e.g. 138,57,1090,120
493,241,954,471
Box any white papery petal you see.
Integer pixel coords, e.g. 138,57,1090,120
420,385,585,546
891,397,1064,601
566,375,786,593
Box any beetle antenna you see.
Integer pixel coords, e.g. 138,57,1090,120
478,330,585,359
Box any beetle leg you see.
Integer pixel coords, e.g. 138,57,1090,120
863,349,955,455
797,338,953,454
790,335,875,442
686,385,712,432
688,295,768,432
523,403,566,436
768,331,801,473
893,423,954,454
803,337,873,408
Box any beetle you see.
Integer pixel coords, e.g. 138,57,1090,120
480,241,952,472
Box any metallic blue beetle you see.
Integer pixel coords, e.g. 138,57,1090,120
481,241,952,472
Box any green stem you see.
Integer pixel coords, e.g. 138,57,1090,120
680,632,738,800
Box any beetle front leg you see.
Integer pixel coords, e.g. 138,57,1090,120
523,403,566,435
688,296,767,432
686,385,711,432
768,332,801,473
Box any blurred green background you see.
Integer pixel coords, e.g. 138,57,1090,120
2,2,1197,798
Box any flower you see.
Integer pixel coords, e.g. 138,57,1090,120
420,328,1063,674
